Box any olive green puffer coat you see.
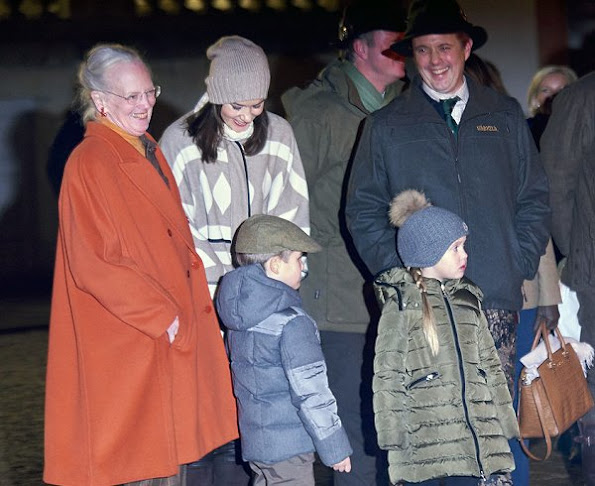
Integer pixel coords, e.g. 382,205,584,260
373,268,519,484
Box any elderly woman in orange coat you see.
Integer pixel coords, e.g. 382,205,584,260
43,43,238,486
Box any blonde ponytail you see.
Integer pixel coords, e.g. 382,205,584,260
410,268,439,356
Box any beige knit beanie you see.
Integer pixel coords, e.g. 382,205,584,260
205,36,271,105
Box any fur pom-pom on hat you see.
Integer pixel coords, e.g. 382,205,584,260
389,189,432,228
390,189,468,268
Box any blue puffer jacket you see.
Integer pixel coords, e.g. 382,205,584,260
216,263,352,466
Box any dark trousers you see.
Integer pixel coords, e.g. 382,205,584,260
483,309,516,486
509,308,534,486
121,465,186,486
186,440,250,486
577,288,595,485
578,288,595,425
319,330,389,485
404,477,479,486
250,453,315,485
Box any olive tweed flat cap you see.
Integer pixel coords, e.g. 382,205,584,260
234,214,322,255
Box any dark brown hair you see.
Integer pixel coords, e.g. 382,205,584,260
186,102,270,164
465,53,509,95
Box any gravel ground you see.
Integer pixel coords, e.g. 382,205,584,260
0,328,47,486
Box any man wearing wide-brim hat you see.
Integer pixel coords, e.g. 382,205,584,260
346,0,550,483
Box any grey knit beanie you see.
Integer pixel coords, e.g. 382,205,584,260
205,36,271,105
390,190,468,267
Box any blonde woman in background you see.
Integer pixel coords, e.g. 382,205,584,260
527,65,578,149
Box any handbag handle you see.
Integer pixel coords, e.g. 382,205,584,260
518,382,553,461
517,320,566,461
530,321,568,362
518,322,569,461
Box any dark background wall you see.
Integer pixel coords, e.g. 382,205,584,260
0,0,593,296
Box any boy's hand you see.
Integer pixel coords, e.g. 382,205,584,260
332,457,351,473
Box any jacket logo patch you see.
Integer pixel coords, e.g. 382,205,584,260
476,125,499,132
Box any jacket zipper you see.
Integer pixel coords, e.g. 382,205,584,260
450,120,464,223
234,141,252,217
441,283,486,480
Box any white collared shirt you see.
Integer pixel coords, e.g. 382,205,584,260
422,79,469,125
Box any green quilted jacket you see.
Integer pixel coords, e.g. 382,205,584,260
373,267,519,484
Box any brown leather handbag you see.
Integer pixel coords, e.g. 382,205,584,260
517,323,594,460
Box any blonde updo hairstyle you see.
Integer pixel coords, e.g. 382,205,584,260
76,43,147,123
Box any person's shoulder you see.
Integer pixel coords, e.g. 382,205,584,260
280,305,318,335
571,70,595,91
287,304,314,322
266,111,303,141
556,71,595,104
452,277,484,304
282,61,351,117
74,123,120,158
221,262,257,284
370,86,417,123
467,78,519,112
267,111,292,129
288,87,346,113
160,110,193,144
63,124,124,182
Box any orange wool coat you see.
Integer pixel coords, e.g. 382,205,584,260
44,122,238,486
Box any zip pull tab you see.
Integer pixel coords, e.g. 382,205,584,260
479,470,487,485
441,283,446,293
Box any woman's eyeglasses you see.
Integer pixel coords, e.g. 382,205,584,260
102,86,161,105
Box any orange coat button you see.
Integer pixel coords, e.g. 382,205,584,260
191,260,200,269
167,229,173,237
204,306,212,314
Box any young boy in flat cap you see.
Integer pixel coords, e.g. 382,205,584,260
216,214,352,485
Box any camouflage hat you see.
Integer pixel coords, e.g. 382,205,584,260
234,214,322,255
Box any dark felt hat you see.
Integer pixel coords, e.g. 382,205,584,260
391,0,487,56
234,215,322,255
337,0,407,47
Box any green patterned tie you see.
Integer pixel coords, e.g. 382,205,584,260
441,96,460,135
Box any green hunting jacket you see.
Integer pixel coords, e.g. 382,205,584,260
282,60,401,333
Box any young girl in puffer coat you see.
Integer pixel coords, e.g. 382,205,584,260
372,190,519,486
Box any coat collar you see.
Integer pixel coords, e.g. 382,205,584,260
401,75,510,123
375,266,483,305
85,122,195,252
